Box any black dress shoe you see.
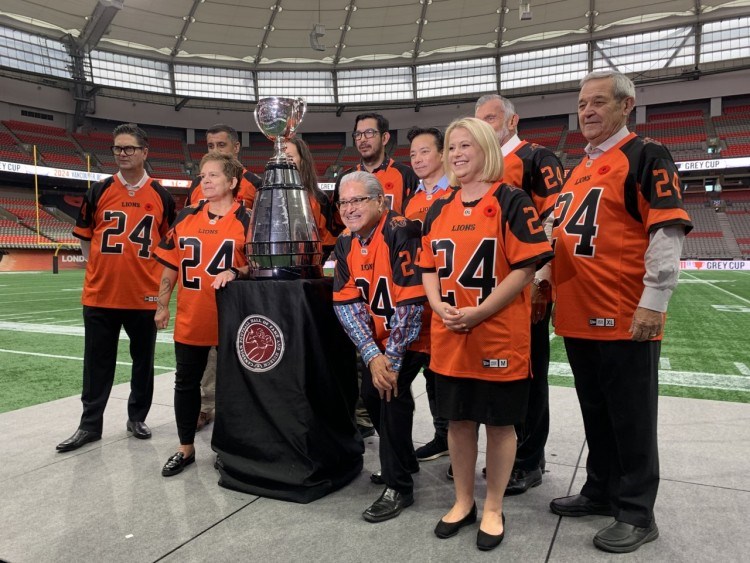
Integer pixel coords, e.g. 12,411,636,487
476,512,506,551
370,466,419,485
126,420,152,439
593,520,659,553
362,487,414,523
56,429,101,452
162,451,195,477
505,467,543,496
435,503,477,539
550,494,613,517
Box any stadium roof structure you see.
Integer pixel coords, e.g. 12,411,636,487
0,0,748,113
1,0,748,68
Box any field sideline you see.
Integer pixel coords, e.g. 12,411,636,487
0,269,748,413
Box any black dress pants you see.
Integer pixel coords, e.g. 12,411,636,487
80,306,157,433
174,342,212,445
360,350,428,495
564,337,661,528
514,305,551,471
423,366,449,441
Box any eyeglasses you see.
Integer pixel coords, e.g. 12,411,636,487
111,145,144,156
352,129,380,141
336,195,378,210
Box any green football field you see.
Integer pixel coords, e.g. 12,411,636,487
0,269,748,413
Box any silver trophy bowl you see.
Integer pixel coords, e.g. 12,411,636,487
246,97,322,279
254,97,307,166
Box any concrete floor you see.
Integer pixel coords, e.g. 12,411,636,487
1,374,749,562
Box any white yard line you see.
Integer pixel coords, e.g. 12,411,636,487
0,348,174,371
681,271,750,305
549,361,750,392
660,357,672,370
734,362,750,376
0,321,174,343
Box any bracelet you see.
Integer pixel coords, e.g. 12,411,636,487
228,267,240,279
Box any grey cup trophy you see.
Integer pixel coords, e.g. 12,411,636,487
245,97,323,279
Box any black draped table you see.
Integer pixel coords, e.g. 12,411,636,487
211,277,364,503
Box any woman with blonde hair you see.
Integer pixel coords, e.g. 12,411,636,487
419,117,553,550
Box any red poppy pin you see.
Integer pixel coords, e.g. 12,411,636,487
597,165,611,175
144,203,154,212
385,182,394,191
484,206,497,217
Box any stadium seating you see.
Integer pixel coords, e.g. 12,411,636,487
0,196,78,247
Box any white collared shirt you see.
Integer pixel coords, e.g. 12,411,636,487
116,170,149,190
584,126,630,160
501,134,522,157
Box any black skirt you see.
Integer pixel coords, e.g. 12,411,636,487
434,372,530,427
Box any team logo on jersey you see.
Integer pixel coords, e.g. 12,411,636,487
588,317,616,327
236,315,285,372
389,216,408,229
464,208,472,216
482,358,508,368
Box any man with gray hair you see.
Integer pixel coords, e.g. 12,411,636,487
549,70,692,553
475,93,564,495
332,171,427,523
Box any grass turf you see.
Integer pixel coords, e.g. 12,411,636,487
1,268,749,413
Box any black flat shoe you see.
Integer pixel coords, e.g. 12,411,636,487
476,513,506,551
56,429,101,452
126,420,152,439
162,451,195,477
434,503,477,539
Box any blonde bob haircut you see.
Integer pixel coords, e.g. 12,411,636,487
443,117,504,186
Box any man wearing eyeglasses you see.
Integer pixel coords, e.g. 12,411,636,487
475,94,564,496
333,171,427,523
57,123,175,453
184,123,262,434
334,112,419,224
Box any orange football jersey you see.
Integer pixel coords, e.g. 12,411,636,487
503,140,564,221
333,210,426,351
186,168,261,210
419,182,554,382
154,201,250,346
552,133,692,340
73,175,175,309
